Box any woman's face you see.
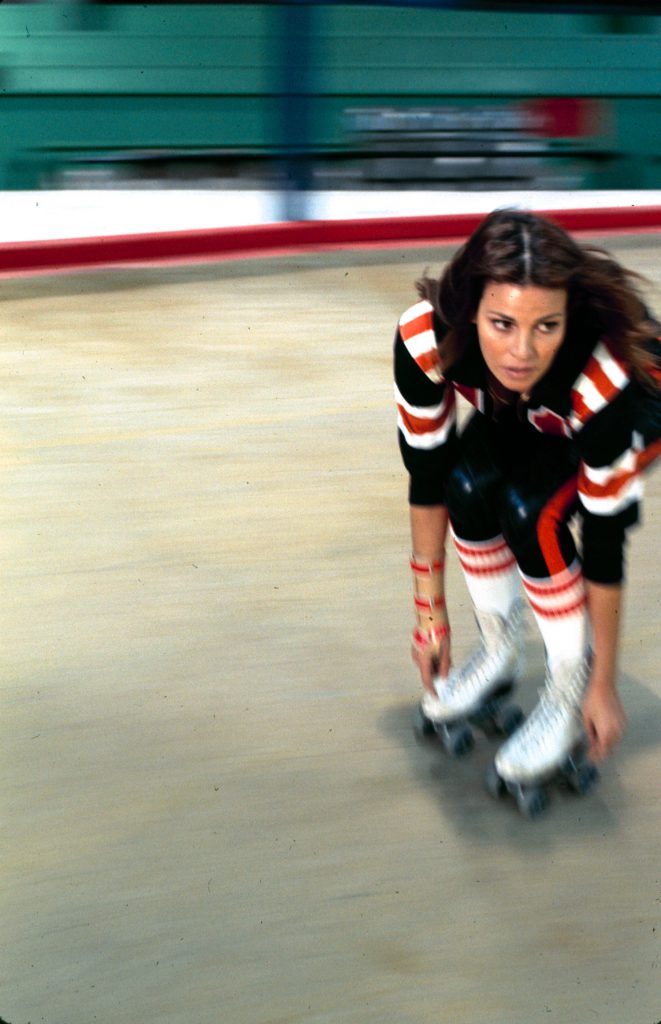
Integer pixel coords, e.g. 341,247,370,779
474,281,568,395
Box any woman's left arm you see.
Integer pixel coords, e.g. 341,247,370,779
583,580,628,762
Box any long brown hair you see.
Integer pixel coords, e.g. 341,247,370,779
417,208,659,388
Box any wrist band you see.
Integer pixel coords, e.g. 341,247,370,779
410,555,445,576
412,625,451,654
414,594,445,612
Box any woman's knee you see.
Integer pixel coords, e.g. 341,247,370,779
445,460,501,537
501,483,577,576
501,486,541,547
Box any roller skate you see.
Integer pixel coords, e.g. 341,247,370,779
414,602,526,758
485,654,599,819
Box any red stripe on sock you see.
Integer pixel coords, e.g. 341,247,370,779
526,594,587,619
452,536,510,558
522,571,581,598
455,555,518,577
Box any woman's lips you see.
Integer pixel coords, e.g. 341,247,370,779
504,366,534,378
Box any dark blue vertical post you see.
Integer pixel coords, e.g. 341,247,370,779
276,1,315,222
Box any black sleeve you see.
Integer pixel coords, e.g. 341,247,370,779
577,387,640,584
394,325,458,506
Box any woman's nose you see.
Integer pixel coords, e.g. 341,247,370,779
511,330,535,359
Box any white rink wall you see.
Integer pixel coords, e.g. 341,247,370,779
1,189,661,243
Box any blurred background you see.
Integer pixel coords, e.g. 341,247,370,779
0,1,660,223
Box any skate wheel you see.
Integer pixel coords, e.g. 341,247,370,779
485,762,507,799
565,761,599,796
516,785,550,820
440,721,475,758
468,699,502,737
499,704,525,737
413,704,435,742
476,713,500,739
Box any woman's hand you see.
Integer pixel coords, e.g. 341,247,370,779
583,581,626,761
411,612,451,695
408,505,451,695
582,683,627,763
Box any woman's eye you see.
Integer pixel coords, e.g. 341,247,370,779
492,319,512,331
538,321,559,334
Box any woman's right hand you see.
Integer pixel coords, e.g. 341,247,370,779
411,611,451,695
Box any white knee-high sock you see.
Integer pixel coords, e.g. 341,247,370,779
519,560,588,674
451,529,521,617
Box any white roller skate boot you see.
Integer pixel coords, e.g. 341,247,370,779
416,602,526,755
423,600,525,721
488,653,598,817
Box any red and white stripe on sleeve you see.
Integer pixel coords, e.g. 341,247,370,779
569,341,630,432
578,435,643,516
399,300,444,384
396,299,456,453
394,383,456,450
568,340,643,518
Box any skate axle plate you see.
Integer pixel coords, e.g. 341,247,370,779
413,688,524,759
485,747,599,820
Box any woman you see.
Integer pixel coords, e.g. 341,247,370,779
394,209,661,788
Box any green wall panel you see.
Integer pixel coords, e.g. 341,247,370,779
0,4,659,187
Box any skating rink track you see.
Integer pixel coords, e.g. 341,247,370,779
3,235,660,1024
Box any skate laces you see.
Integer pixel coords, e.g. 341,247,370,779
544,657,590,710
508,692,573,755
497,656,589,758
447,601,525,696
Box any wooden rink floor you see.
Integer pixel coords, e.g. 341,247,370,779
2,237,660,1024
